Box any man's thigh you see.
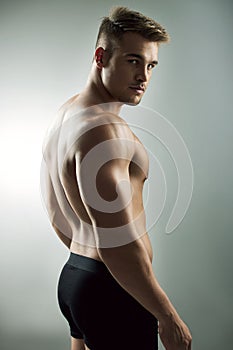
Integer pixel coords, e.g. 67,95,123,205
71,337,91,350
78,284,158,350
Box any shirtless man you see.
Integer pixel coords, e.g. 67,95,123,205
41,7,192,350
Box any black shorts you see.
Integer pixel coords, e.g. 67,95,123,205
57,252,158,350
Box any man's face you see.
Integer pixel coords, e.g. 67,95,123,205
101,32,159,105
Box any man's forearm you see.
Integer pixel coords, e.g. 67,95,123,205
98,237,178,321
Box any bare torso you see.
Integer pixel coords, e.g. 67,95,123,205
42,95,153,262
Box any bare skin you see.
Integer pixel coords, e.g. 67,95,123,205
42,32,192,350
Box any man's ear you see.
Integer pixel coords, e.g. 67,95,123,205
95,47,108,69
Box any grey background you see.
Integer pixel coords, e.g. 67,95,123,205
1,0,233,349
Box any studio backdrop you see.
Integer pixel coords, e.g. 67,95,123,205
1,0,232,349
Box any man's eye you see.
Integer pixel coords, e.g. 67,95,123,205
148,64,155,70
128,59,138,64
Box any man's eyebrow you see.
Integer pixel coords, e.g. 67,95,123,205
125,53,158,65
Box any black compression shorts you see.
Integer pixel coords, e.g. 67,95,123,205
57,252,158,350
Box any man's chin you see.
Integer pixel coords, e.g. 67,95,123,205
122,96,142,106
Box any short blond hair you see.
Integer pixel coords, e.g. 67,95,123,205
95,7,170,54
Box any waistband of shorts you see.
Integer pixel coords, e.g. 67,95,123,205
66,252,110,276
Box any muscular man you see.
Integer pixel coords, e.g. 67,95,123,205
41,7,192,350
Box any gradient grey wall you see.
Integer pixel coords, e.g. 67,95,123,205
1,0,233,349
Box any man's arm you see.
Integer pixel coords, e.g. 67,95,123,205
98,239,192,350
76,120,192,349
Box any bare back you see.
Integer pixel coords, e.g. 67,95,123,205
42,96,153,262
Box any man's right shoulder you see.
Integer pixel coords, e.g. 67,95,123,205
66,112,134,162
79,112,134,145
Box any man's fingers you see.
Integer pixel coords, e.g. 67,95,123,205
187,338,192,350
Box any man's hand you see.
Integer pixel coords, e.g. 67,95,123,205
159,313,192,350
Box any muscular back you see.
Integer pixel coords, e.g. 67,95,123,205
41,98,152,261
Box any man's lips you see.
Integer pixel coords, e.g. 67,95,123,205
129,85,145,94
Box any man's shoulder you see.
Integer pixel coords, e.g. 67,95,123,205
82,111,134,143
58,96,124,125
62,103,132,140
55,99,136,158
66,110,135,162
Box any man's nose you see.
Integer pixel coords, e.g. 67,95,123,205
135,66,148,82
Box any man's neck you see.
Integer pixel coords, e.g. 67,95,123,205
78,67,123,115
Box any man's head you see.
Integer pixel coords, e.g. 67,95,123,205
93,7,170,106
95,7,170,58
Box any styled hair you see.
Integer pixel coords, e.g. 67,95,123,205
95,7,170,54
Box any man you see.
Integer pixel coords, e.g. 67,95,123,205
41,6,192,350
